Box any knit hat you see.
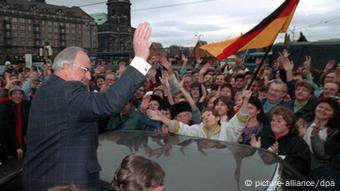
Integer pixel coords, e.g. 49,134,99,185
170,101,192,119
9,85,24,95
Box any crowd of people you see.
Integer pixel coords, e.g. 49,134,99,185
0,32,340,189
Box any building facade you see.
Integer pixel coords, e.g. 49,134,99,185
0,0,97,61
97,0,134,58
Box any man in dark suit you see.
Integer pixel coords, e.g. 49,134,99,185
22,22,152,191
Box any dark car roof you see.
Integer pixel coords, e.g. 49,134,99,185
98,131,298,191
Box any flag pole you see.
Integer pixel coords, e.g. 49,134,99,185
246,44,273,90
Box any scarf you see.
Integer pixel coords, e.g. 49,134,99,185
15,103,23,147
0,97,9,103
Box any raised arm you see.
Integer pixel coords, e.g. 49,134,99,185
179,54,188,78
159,72,174,105
198,62,210,84
180,82,197,111
278,51,294,82
133,22,151,60
147,109,170,127
221,90,252,142
75,23,153,120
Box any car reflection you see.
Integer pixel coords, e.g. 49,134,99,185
98,131,301,191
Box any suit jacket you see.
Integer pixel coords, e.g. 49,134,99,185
22,66,145,191
262,99,290,125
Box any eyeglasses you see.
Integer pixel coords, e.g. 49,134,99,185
268,88,284,93
74,64,90,74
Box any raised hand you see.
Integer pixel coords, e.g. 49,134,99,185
268,142,279,154
196,57,203,65
5,77,17,89
304,56,312,72
255,57,262,65
324,60,336,72
278,55,294,71
311,121,322,137
140,95,151,114
297,118,307,137
181,54,188,64
250,134,261,149
147,109,162,121
133,22,151,60
159,55,172,71
282,49,290,58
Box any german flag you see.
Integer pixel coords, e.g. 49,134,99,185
201,0,299,60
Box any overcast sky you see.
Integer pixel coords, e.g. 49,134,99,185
47,0,340,47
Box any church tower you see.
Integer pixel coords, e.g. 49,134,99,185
107,0,131,27
97,0,133,55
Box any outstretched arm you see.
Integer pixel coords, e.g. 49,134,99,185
75,22,153,120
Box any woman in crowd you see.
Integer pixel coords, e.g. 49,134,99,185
214,96,235,122
147,90,252,143
112,154,165,191
250,107,311,176
220,83,235,100
240,96,264,145
298,97,339,170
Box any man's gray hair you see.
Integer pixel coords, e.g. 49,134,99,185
52,46,87,71
268,79,288,93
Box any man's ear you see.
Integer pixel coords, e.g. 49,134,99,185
62,62,71,70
